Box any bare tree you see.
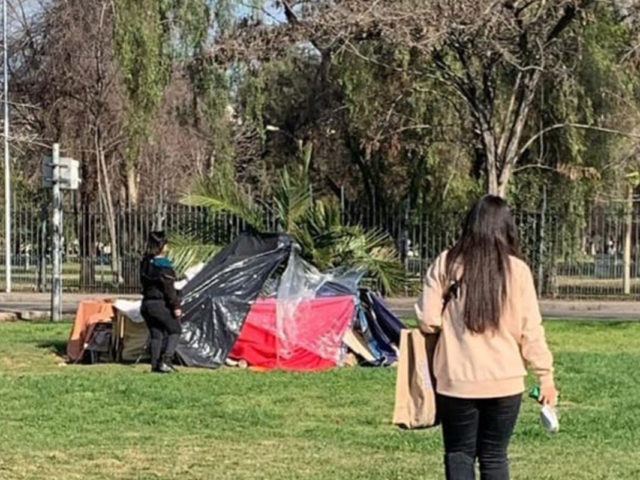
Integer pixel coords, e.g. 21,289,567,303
213,0,598,197
11,0,126,284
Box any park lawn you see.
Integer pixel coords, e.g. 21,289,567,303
0,321,639,480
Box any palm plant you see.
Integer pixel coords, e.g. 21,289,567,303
177,145,405,293
169,234,221,275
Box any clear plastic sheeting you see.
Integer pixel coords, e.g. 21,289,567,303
272,248,364,366
176,233,292,368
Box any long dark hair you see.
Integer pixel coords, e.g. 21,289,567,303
146,231,167,256
446,195,522,333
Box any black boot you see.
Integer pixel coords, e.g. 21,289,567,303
164,362,178,372
152,363,173,374
149,336,164,373
162,333,180,371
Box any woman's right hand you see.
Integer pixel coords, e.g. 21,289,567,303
173,308,182,319
539,384,558,405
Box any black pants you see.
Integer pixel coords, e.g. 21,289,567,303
436,394,522,480
141,300,181,369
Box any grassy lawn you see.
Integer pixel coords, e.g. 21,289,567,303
1,320,639,479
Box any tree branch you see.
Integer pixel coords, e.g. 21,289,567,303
497,71,523,158
281,0,299,24
545,0,594,46
519,123,640,160
498,69,541,193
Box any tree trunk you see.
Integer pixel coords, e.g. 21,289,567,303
79,204,96,290
95,127,123,285
78,153,96,290
500,72,542,197
497,175,510,198
125,163,138,207
346,135,376,213
482,130,500,196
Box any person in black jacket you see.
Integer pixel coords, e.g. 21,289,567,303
140,231,182,373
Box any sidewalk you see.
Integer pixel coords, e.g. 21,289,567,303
385,297,640,320
1,292,639,320
0,292,138,319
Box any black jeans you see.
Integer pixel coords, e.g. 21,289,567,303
436,394,522,480
141,300,182,369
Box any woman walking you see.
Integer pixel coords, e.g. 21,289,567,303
140,231,182,373
417,195,557,479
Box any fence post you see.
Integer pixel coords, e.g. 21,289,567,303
537,185,547,295
397,198,406,269
623,183,632,295
340,185,345,225
37,202,47,292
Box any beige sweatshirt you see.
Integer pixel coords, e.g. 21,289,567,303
416,251,554,399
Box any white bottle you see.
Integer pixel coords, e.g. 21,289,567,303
529,387,559,433
540,404,559,433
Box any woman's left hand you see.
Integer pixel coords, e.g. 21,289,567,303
539,385,558,406
173,308,182,319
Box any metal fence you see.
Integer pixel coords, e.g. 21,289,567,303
0,202,253,293
341,201,640,298
2,200,640,298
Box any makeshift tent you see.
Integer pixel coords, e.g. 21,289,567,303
67,299,147,364
67,232,407,370
67,299,114,363
176,231,366,370
112,301,149,363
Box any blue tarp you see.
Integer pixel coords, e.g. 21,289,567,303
354,289,407,366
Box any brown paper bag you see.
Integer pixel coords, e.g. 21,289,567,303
392,328,439,429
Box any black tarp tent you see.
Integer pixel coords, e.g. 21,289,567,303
174,231,407,369
176,232,292,368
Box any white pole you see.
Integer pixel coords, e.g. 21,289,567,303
3,0,10,293
51,144,62,322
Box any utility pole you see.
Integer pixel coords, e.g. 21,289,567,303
51,144,62,321
43,145,79,319
3,0,10,293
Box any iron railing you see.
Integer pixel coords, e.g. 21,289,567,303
1,201,640,298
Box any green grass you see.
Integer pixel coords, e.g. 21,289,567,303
0,321,639,480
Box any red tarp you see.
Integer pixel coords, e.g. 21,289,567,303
229,296,355,370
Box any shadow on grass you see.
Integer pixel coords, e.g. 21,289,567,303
37,339,67,357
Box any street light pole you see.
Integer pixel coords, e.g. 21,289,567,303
2,0,10,293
